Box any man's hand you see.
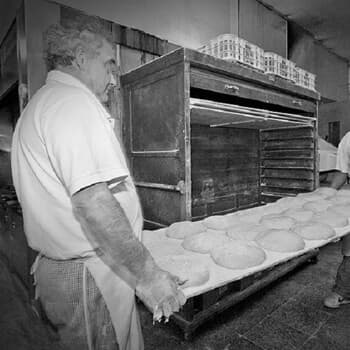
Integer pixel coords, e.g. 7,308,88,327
135,268,186,322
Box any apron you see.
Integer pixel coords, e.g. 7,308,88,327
32,253,144,350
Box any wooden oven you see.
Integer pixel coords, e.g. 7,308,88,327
121,48,319,229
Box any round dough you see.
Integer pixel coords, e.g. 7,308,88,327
277,196,306,209
336,189,350,197
296,192,325,203
328,204,350,217
283,208,314,222
311,210,348,228
144,239,186,259
236,212,263,224
166,221,206,240
182,230,230,254
211,240,266,270
260,214,296,230
202,215,233,230
256,229,305,252
313,187,337,198
302,199,331,213
329,196,350,206
292,222,335,240
156,255,210,288
226,222,269,241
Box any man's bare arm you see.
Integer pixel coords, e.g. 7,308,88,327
71,182,186,318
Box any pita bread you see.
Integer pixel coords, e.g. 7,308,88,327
329,196,350,206
283,208,314,222
296,192,325,203
211,240,266,270
182,230,230,254
292,222,335,240
226,222,269,241
166,221,206,240
260,214,296,230
302,199,331,213
311,210,348,228
236,212,263,224
256,229,305,252
156,255,210,288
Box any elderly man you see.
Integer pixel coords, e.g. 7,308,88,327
11,24,186,349
324,132,350,308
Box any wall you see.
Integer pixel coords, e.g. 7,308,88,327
238,0,287,56
319,101,350,140
289,22,348,102
54,0,233,49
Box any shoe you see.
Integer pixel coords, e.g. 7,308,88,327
323,292,350,308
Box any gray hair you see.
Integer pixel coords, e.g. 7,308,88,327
43,23,112,70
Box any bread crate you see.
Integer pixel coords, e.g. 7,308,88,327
294,67,316,91
208,34,244,62
264,52,295,81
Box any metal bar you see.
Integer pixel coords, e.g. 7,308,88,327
135,181,183,193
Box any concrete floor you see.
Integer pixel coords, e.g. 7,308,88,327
1,241,350,350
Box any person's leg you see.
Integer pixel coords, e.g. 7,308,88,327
324,235,350,308
35,257,118,349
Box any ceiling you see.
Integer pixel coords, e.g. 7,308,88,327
261,0,350,62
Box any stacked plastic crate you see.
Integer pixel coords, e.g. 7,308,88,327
197,34,317,91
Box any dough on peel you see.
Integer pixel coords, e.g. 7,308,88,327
328,204,350,217
311,210,348,228
226,222,269,241
276,196,306,209
302,200,331,213
313,187,337,198
256,229,305,252
166,221,206,240
211,240,266,270
202,215,233,230
260,214,296,230
182,230,230,254
292,222,335,240
156,255,210,288
144,240,186,259
283,208,314,222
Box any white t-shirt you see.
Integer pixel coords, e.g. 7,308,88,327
11,70,143,259
336,131,350,174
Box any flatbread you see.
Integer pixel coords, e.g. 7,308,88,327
156,255,210,288
329,196,350,206
292,222,335,240
311,210,348,228
182,230,230,254
211,240,266,270
302,199,331,213
166,221,206,240
283,208,314,222
226,222,269,241
256,229,305,252
260,214,296,230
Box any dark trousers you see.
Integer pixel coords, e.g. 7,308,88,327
334,255,350,299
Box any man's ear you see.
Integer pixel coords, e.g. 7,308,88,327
73,44,87,71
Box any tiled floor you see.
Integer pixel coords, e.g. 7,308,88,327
1,241,350,350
